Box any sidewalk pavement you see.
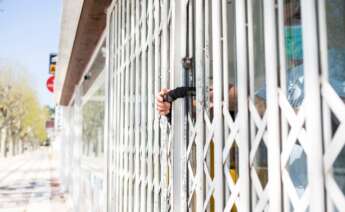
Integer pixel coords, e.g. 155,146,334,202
0,148,72,212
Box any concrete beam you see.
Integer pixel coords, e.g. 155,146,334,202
56,0,111,105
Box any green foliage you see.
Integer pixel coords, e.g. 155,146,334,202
82,87,105,156
0,65,49,144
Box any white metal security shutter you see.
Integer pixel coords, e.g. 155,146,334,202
185,0,255,211
318,0,345,211
106,0,175,211
104,0,345,211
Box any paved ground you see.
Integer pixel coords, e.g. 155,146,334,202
0,148,71,212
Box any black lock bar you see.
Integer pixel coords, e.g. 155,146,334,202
162,86,196,103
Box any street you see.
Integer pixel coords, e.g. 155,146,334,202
0,149,71,212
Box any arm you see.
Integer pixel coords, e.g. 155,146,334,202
156,87,196,122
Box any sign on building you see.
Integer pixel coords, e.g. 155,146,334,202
49,54,58,75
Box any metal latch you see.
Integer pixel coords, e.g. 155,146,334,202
182,57,193,71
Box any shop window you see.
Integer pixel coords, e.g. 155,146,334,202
82,72,105,158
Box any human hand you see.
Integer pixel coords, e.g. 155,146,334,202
156,88,172,116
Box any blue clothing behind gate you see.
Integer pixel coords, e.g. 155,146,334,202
256,48,345,106
255,48,345,196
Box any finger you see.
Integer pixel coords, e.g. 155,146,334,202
156,95,163,102
160,110,169,116
157,104,170,112
157,101,167,108
160,88,168,96
163,102,171,109
157,105,169,113
157,101,170,107
157,105,165,111
157,106,168,112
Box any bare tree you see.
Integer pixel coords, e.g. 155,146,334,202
0,66,49,157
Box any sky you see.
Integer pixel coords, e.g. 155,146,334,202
0,0,62,107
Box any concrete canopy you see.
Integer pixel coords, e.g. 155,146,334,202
56,0,111,106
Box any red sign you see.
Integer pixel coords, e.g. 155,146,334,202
46,76,54,93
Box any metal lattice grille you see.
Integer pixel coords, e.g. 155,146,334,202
107,0,173,211
103,0,345,211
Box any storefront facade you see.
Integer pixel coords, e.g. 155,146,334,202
56,0,345,211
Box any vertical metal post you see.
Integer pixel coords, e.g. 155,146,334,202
119,1,125,210
317,0,332,210
171,0,187,211
129,0,136,211
263,0,282,212
247,0,255,102
160,0,170,211
204,2,212,209
247,0,261,209
112,6,118,211
123,1,130,211
235,0,251,211
73,86,83,212
115,4,121,212
105,8,112,212
140,0,148,210
115,2,120,210
115,3,121,210
119,53,124,212
211,0,224,211
301,1,325,212
222,6,232,207
195,0,204,211
153,0,161,211
147,0,154,211
134,0,141,211
276,0,290,210
222,0,230,109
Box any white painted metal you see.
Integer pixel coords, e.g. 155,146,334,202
73,86,83,212
98,0,345,211
235,0,250,211
129,2,136,212
153,0,162,211
140,0,148,210
147,1,154,211
171,0,187,211
211,0,224,211
263,1,282,212
160,0,173,211
276,1,292,211
301,1,325,212
134,0,141,211
194,0,205,211
114,4,120,212
317,0,337,211
247,0,271,211
318,1,345,212
105,10,112,212
105,0,174,211
203,2,214,211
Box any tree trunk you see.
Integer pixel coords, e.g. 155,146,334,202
20,139,24,154
0,128,6,157
8,134,14,157
16,138,21,155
